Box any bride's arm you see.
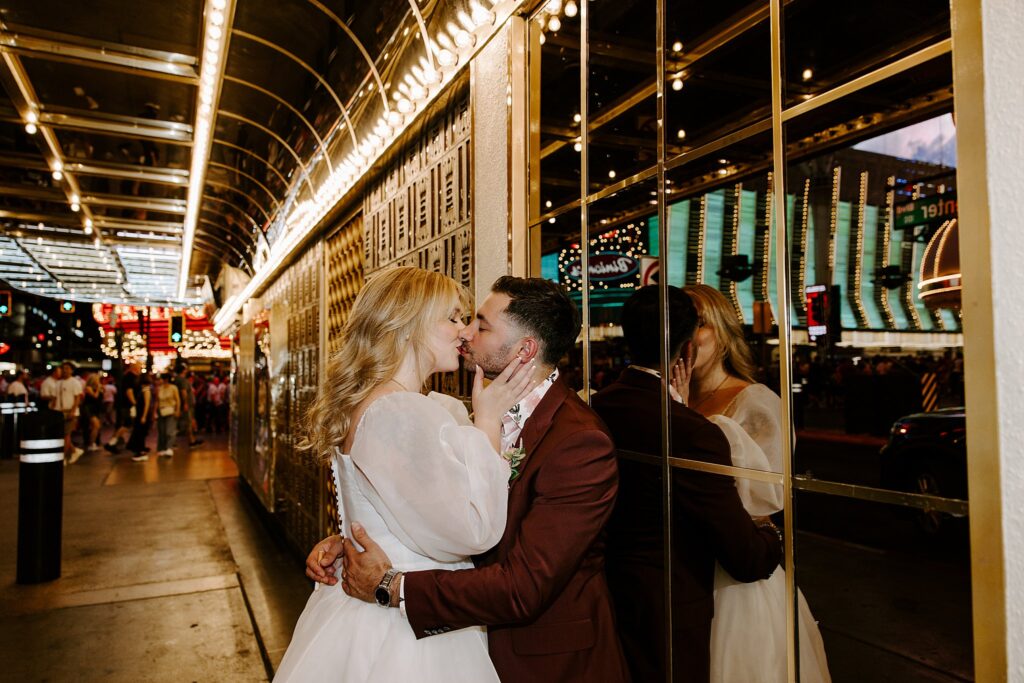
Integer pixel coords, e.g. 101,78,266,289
352,394,511,560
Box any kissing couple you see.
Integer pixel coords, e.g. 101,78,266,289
273,266,630,682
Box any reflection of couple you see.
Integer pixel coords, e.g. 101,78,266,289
593,284,830,683
275,268,629,682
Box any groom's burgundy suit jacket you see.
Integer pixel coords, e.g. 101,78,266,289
403,376,630,682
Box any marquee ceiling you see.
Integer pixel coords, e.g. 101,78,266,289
0,0,492,306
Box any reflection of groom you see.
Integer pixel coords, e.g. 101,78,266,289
308,276,629,682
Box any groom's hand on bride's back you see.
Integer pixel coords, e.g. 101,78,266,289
341,523,393,603
305,534,344,585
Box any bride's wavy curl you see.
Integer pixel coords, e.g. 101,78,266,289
302,266,469,463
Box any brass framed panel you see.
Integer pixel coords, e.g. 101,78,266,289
793,476,969,516
781,39,953,122
363,85,472,398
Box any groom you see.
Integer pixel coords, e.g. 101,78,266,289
307,276,629,682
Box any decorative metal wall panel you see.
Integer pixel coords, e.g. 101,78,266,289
363,89,473,400
263,243,324,553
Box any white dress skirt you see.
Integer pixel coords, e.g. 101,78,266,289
274,392,509,682
708,384,832,683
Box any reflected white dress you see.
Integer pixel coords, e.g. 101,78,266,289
274,391,509,682
708,384,832,683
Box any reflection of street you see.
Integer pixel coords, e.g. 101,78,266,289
794,435,973,682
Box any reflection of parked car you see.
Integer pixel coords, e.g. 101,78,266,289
880,407,966,535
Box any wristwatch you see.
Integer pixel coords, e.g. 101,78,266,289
374,568,400,607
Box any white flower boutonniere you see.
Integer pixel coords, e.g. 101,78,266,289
501,444,527,484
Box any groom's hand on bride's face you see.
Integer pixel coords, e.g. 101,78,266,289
305,534,344,585
341,522,393,603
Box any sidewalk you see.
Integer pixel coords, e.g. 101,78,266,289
0,433,310,682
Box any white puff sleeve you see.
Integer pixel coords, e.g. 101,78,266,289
714,384,786,516
350,392,510,561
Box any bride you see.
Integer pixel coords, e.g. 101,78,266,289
682,285,832,683
274,266,536,682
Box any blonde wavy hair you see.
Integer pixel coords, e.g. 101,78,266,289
304,266,469,463
683,284,757,383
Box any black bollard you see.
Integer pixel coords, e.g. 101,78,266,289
17,409,65,584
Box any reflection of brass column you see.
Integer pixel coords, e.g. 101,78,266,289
721,183,744,322
876,176,897,328
686,196,705,285
791,178,810,326
848,171,870,328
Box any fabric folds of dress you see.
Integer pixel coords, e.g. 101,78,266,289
708,384,831,683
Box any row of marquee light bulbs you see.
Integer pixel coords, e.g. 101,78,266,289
236,0,507,244
211,0,521,328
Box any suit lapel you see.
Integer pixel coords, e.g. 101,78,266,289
511,377,570,490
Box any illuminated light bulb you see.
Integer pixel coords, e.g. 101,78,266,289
454,29,475,49
538,32,546,45
52,169,63,181
802,68,813,81
677,129,686,139
547,16,561,32
204,49,219,67
545,200,552,208
672,78,683,91
26,110,38,124
205,36,220,54
71,202,80,212
672,41,683,53
210,9,224,25
573,141,582,152
84,225,92,235
208,25,222,41
470,1,495,26
211,0,226,9
573,113,581,123
25,122,37,134
409,84,426,100
397,98,413,114
549,217,556,224
437,49,456,67
387,110,404,127
608,170,616,179
564,0,578,17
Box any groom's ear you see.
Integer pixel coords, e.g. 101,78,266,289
516,337,541,364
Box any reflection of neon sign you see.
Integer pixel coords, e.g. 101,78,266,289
558,223,648,291
565,253,639,281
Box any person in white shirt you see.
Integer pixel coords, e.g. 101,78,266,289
39,366,62,411
6,370,29,405
56,362,84,463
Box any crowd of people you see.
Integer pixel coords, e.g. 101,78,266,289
0,362,231,463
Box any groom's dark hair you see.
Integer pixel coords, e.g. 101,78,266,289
491,276,581,366
621,285,699,367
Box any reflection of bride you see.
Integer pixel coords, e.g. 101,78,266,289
684,285,831,683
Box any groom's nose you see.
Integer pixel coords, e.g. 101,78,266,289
460,320,478,342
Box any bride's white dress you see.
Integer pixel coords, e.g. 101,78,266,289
274,391,509,682
708,384,832,683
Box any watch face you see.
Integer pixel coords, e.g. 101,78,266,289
375,586,390,606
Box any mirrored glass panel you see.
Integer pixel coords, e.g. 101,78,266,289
664,0,772,155
783,0,951,107
586,0,657,192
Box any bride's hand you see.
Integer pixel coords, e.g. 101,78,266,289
670,353,694,405
472,358,538,427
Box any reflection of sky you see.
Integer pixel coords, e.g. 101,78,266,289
854,113,957,167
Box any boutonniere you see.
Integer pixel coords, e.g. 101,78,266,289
501,443,527,485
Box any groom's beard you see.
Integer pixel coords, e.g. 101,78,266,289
460,342,517,380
